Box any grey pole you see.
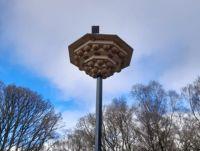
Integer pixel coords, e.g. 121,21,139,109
95,76,102,151
92,26,102,151
69,25,133,151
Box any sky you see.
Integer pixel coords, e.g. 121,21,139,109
0,0,200,129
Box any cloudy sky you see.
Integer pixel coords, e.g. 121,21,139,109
0,0,200,129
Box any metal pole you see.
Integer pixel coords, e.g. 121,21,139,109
95,77,102,151
91,26,102,151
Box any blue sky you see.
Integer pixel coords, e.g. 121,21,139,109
0,0,200,129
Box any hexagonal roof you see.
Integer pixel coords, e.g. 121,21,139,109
68,33,133,79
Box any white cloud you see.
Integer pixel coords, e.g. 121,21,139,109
0,0,200,109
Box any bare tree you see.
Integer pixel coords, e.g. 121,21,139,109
55,113,96,151
131,81,177,151
103,99,138,151
177,77,200,150
175,114,200,151
182,77,200,123
0,82,61,151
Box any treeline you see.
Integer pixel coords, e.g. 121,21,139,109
1,77,200,151
46,78,200,151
